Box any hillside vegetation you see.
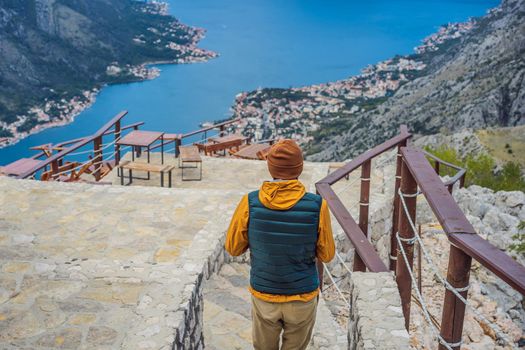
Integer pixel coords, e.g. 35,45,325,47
0,0,212,137
425,144,525,192
476,125,525,167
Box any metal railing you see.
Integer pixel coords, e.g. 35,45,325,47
17,111,135,181
16,116,242,181
316,125,412,272
398,146,524,349
315,125,525,349
149,118,242,155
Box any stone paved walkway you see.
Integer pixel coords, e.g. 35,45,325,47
0,177,239,349
108,153,328,192
203,262,347,350
0,157,330,349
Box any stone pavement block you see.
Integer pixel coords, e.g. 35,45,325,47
0,158,330,349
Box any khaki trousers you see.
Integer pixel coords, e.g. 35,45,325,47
251,295,318,350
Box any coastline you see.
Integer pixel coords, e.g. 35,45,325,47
0,42,217,151
228,15,484,146
0,0,217,152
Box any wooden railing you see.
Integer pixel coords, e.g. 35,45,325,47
315,126,525,349
17,115,241,180
29,121,144,161
149,118,242,154
316,125,412,272
17,111,133,180
399,146,525,349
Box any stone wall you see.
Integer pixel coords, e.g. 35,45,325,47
348,272,408,350
166,219,232,349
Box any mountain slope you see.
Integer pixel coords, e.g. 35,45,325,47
309,0,524,161
0,0,214,139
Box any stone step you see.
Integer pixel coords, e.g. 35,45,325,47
203,262,348,350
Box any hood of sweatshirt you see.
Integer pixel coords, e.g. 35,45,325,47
258,179,306,210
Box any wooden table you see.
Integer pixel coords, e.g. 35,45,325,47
208,134,244,144
199,134,246,156
117,130,164,179
231,143,271,160
1,158,42,177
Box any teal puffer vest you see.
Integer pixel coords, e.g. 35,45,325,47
248,190,322,295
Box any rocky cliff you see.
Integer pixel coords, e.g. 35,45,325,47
0,0,214,140
309,0,524,161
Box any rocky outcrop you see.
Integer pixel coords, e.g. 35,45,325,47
454,185,524,263
34,0,56,35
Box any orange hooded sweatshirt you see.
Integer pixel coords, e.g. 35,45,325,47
225,179,335,302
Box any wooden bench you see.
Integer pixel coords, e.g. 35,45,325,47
178,145,202,181
196,138,245,156
119,160,174,187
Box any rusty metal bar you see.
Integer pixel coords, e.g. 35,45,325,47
401,146,525,294
181,118,241,139
438,245,472,350
50,160,59,178
316,182,388,272
93,136,102,181
390,141,406,271
175,138,182,157
395,157,418,330
319,130,411,186
30,122,143,161
114,120,121,166
316,189,325,289
17,111,128,179
459,173,466,188
354,160,371,272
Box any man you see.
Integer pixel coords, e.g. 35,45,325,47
225,139,335,350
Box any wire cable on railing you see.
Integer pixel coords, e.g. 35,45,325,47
322,263,351,308
334,152,395,199
50,154,103,178
50,145,133,179
397,188,513,347
65,135,123,157
396,233,458,350
335,251,353,276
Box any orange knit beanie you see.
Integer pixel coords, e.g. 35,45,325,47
267,139,304,180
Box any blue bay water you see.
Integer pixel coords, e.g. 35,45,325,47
0,0,498,164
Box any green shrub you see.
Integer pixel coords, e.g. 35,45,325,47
509,221,525,256
424,145,525,192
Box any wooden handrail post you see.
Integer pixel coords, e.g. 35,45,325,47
459,173,466,188
395,157,418,330
315,190,325,289
50,160,59,180
434,160,440,175
390,141,406,271
354,159,371,271
93,136,102,181
175,138,181,157
115,120,121,165
438,245,472,350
